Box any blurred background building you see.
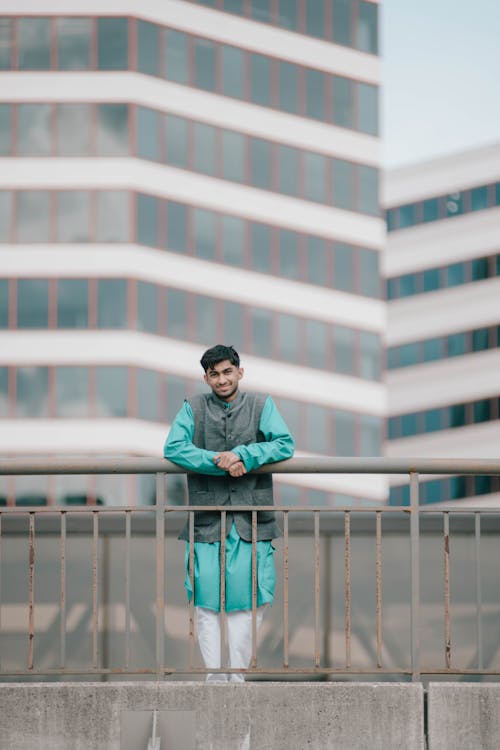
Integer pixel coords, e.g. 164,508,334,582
0,1,385,507
384,144,500,506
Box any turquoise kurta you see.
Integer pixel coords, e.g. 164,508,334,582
164,393,294,612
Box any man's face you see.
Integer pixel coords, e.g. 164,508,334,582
204,359,244,402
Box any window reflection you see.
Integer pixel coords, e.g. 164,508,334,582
0,366,7,416
18,18,50,69
306,0,324,38
307,404,327,454
335,410,355,455
165,29,188,83
222,130,244,182
137,281,158,334
278,314,299,361
250,307,272,356
0,191,12,242
251,223,271,272
252,0,272,22
166,374,187,422
333,325,354,374
360,248,380,298
0,279,7,328
222,45,244,99
194,123,216,175
222,216,244,266
279,145,298,196
307,235,326,285
194,38,216,90
165,114,188,167
137,20,158,76
56,191,90,242
361,415,381,456
334,242,354,291
137,193,158,247
0,103,10,155
97,191,129,242
137,107,160,161
167,201,187,253
332,76,351,128
57,104,90,156
18,104,51,155
195,295,216,344
0,18,12,69
358,83,378,135
194,208,216,260
359,165,379,216
97,279,127,328
306,69,324,120
97,104,129,156
17,280,48,329
57,279,88,328
359,331,380,380
278,0,297,29
97,18,128,70
250,137,271,189
333,159,354,210
250,54,271,106
358,1,378,54
224,0,244,12
333,0,351,46
16,367,49,417
57,18,90,70
167,289,187,339
306,320,328,368
56,367,89,417
223,301,244,348
137,369,159,421
279,62,298,113
279,230,299,279
304,152,326,203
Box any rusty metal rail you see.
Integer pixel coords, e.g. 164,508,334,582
0,456,500,682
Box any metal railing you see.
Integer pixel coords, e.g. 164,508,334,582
1,456,500,682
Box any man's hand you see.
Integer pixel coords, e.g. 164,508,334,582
228,461,247,477
213,451,240,470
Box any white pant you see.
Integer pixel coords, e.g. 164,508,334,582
196,605,267,683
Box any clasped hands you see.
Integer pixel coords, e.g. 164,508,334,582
213,451,247,477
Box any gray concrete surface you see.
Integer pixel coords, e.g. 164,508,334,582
0,681,424,750
428,683,500,750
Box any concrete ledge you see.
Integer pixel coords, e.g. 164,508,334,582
0,681,424,750
428,683,500,750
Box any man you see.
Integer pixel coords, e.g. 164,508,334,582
163,344,294,682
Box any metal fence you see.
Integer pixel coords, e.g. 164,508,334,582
1,456,500,682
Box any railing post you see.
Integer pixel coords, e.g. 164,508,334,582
155,472,165,679
409,471,421,681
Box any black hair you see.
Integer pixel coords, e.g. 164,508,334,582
200,345,240,372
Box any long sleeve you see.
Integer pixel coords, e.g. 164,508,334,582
163,401,226,475
232,396,295,472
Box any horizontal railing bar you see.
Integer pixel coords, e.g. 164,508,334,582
1,456,500,475
0,505,411,514
5,666,500,676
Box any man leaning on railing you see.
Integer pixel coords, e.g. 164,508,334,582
163,344,294,682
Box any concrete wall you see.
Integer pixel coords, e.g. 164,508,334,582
428,684,500,750
0,682,424,750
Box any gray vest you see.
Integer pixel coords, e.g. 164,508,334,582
178,391,281,543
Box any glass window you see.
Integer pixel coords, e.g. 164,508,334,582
57,279,88,328
360,248,380,298
359,165,379,215
357,1,378,54
471,257,489,281
422,198,439,223
0,103,10,155
194,38,216,91
56,367,89,417
194,208,216,260
450,476,466,499
474,476,492,496
222,215,244,266
386,208,398,231
166,288,187,338
0,366,7,416
57,104,90,156
18,104,51,155
359,331,380,380
307,404,327,453
360,415,381,456
195,295,216,344
424,480,442,505
252,0,272,22
474,400,490,423
165,114,188,168
18,18,50,69
96,367,127,417
251,223,271,272
137,20,158,76
496,183,500,206
0,279,8,327
470,185,488,212
306,320,328,368
250,54,271,106
137,369,159,421
446,262,464,287
358,83,378,135
399,204,415,228
423,268,440,292
305,0,325,37
137,281,158,334
334,242,354,292
278,314,299,362
399,273,416,297
137,107,160,161
279,230,299,279
333,0,351,46
333,325,354,374
16,367,49,417
250,307,272,356
97,104,129,156
446,192,463,217
0,18,12,69
222,45,244,99
56,191,90,242
386,278,398,300
224,0,244,12
97,18,128,70
0,191,12,242
278,145,298,196
250,137,271,189
333,159,354,210
17,279,49,328
423,337,443,362
278,0,298,29
17,191,50,242
335,410,355,456
97,191,129,242
57,17,90,70
223,301,244,347
97,279,127,328
166,374,187,422
306,69,324,120
304,152,326,202
164,29,188,83
332,76,351,128
424,408,442,433
472,327,489,352
448,333,466,357
307,235,327,285
401,413,417,437
137,193,158,247
167,201,187,253
387,348,398,370
449,404,465,428
399,343,419,367
279,62,298,114
194,123,216,175
222,130,245,182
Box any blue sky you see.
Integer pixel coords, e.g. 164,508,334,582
382,0,500,167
